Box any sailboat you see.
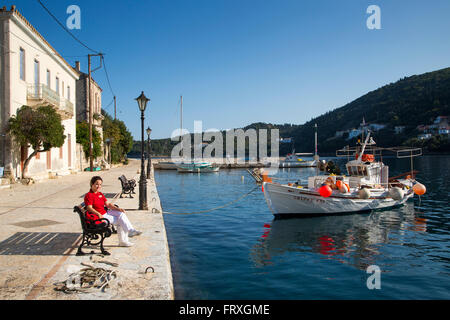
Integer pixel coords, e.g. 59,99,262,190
154,96,219,172
280,124,320,168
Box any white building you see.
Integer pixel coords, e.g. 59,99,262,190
0,6,80,180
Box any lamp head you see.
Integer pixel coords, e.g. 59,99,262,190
135,91,150,112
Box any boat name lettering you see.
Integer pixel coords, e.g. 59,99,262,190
293,195,326,203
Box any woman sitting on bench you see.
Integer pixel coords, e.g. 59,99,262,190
84,176,142,247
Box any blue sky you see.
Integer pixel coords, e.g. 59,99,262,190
8,0,450,139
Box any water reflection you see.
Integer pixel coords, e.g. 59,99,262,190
251,202,428,271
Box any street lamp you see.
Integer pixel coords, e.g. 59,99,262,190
146,127,152,179
135,91,150,210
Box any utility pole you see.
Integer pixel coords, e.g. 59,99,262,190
87,53,103,171
88,54,93,171
114,95,117,120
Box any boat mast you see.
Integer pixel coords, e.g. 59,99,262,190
357,130,371,161
180,95,183,139
180,95,183,159
314,123,319,160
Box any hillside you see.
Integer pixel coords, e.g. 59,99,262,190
293,67,450,153
131,67,450,156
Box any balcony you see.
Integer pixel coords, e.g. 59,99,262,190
60,98,74,119
27,84,74,120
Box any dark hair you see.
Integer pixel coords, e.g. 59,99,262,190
90,176,103,187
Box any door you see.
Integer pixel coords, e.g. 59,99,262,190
46,150,51,170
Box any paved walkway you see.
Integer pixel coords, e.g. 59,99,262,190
0,159,174,300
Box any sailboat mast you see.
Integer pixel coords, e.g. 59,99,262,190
180,95,183,159
180,95,183,137
314,123,318,157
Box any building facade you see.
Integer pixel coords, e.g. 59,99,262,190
0,6,79,180
74,61,105,169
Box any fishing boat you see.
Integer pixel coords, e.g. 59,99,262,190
263,130,426,217
280,124,320,168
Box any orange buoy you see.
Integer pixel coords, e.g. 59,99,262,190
413,183,426,195
339,183,350,193
262,172,272,183
319,184,332,197
336,180,343,189
362,154,374,162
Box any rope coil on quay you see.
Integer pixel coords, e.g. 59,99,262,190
162,186,261,215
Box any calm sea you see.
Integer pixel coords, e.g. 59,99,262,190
155,155,450,299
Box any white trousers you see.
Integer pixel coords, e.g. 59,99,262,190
104,209,134,244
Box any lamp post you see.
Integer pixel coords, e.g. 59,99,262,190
146,127,152,179
135,91,150,210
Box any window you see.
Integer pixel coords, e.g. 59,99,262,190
67,86,70,101
46,70,51,87
19,48,25,80
55,77,59,94
34,60,39,85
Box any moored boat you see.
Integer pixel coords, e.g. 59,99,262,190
280,153,318,168
176,161,220,173
263,130,425,217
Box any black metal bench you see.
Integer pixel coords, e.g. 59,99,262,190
118,175,136,198
73,205,113,256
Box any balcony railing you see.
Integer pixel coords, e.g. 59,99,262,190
27,84,74,119
61,98,74,116
27,84,60,107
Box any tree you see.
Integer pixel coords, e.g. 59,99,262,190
76,121,102,160
7,105,66,179
102,111,133,163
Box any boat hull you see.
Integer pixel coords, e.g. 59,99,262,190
176,162,220,173
263,182,413,216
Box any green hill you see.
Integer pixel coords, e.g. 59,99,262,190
294,67,450,153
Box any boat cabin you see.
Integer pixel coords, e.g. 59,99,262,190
307,158,388,190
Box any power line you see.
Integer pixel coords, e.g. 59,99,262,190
9,30,86,59
36,0,100,54
101,55,115,97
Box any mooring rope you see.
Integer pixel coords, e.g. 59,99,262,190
162,185,261,215
53,264,117,294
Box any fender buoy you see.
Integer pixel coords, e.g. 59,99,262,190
359,188,370,199
389,187,404,200
339,183,350,193
319,184,332,197
413,183,426,195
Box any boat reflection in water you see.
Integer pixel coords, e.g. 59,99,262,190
251,202,427,270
